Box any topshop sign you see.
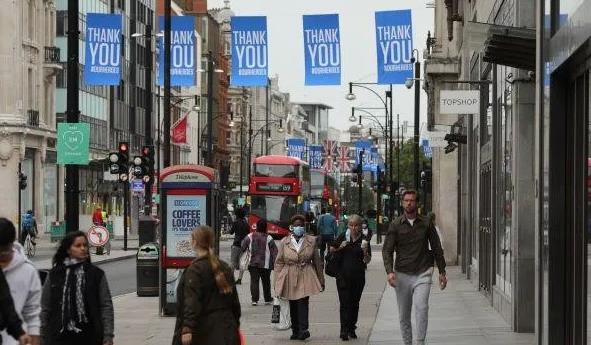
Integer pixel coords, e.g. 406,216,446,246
439,90,480,114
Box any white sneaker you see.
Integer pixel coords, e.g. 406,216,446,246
251,301,258,306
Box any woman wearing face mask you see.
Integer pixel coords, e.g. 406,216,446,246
329,214,371,341
361,219,373,241
40,231,114,345
274,215,324,341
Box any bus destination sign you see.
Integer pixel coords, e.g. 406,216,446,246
256,182,293,192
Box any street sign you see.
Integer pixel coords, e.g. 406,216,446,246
228,182,236,189
57,123,90,165
439,90,480,114
237,197,245,206
131,180,144,192
87,225,110,247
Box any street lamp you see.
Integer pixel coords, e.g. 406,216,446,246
349,108,357,122
410,48,421,192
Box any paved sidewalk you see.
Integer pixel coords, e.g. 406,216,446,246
114,240,386,345
369,267,536,345
31,234,139,269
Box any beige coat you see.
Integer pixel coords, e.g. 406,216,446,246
273,235,325,300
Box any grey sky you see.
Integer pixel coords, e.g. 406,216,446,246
208,0,434,134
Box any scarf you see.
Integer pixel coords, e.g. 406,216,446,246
60,258,89,333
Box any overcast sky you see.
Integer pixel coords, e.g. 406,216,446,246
208,0,434,134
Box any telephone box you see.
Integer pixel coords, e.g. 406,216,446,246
159,165,220,315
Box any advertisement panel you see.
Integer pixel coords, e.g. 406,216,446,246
157,16,196,86
303,14,341,85
287,138,306,159
166,194,206,258
230,16,268,86
84,13,122,85
375,10,413,84
57,123,90,165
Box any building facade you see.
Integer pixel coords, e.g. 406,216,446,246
425,0,536,333
0,0,61,232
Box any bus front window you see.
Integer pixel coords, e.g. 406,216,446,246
251,195,298,229
255,164,298,178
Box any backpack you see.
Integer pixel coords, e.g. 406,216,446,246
22,214,33,229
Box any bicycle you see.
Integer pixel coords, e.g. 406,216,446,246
24,233,35,258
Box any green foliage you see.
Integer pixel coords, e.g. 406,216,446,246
341,176,376,215
387,139,430,190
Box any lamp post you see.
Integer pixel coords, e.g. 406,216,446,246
345,82,393,218
412,49,421,191
65,0,80,233
358,149,365,215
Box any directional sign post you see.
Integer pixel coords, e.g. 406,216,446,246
57,123,90,165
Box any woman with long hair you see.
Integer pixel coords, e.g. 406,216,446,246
274,214,324,341
40,231,114,345
173,225,241,345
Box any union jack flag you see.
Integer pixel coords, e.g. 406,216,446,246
322,155,335,174
323,140,338,157
337,146,351,172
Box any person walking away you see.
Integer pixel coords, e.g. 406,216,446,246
361,219,373,242
0,218,41,345
329,214,371,341
92,208,104,227
317,208,337,259
20,212,37,246
241,219,277,306
382,190,447,345
229,208,249,285
40,231,114,345
274,215,324,341
173,225,241,345
304,212,317,236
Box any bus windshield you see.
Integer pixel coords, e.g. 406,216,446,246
255,164,298,178
250,195,298,228
311,171,324,197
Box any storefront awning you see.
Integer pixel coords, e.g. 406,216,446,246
465,22,535,71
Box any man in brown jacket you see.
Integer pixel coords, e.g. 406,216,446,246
382,190,447,345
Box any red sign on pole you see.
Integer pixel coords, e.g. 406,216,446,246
171,115,188,144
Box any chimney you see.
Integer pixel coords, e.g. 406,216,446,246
181,0,207,14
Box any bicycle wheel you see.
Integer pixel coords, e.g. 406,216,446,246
24,234,35,258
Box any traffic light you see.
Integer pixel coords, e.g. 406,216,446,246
18,173,27,190
444,133,467,144
141,146,154,182
117,142,130,182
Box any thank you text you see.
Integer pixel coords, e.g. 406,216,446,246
231,16,268,86
375,10,413,84
303,14,341,85
84,13,122,85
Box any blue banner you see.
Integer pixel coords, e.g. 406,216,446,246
303,14,341,85
287,138,306,160
157,16,196,86
375,10,413,84
231,16,268,86
354,140,373,172
84,14,122,85
308,144,323,170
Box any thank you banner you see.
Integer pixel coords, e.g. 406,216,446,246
303,14,341,85
157,16,196,86
375,10,413,84
287,138,306,160
308,144,323,169
84,13,122,85
354,140,373,171
231,16,268,86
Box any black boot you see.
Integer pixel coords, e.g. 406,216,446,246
348,330,357,339
298,330,310,340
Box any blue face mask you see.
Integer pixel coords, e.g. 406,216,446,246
292,226,305,237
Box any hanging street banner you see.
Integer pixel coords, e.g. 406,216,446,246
375,10,413,84
354,139,373,172
336,145,351,173
231,16,268,86
171,115,188,144
84,13,122,85
57,123,90,165
287,138,306,160
157,16,196,86
308,144,323,169
303,14,341,85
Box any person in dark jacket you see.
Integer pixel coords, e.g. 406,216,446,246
329,214,371,341
229,208,249,284
174,225,241,345
40,231,114,345
241,219,277,306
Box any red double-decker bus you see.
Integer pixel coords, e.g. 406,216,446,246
248,155,311,238
310,170,340,218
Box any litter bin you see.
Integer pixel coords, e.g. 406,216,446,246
137,243,159,297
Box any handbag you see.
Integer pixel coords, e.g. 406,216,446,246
238,329,247,345
239,250,251,271
271,298,281,323
274,297,291,330
324,250,342,278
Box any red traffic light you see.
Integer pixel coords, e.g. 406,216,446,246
142,146,151,156
119,142,129,152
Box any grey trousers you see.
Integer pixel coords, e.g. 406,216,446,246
395,268,434,345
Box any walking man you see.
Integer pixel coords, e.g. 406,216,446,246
317,208,337,259
382,190,447,345
229,207,249,284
